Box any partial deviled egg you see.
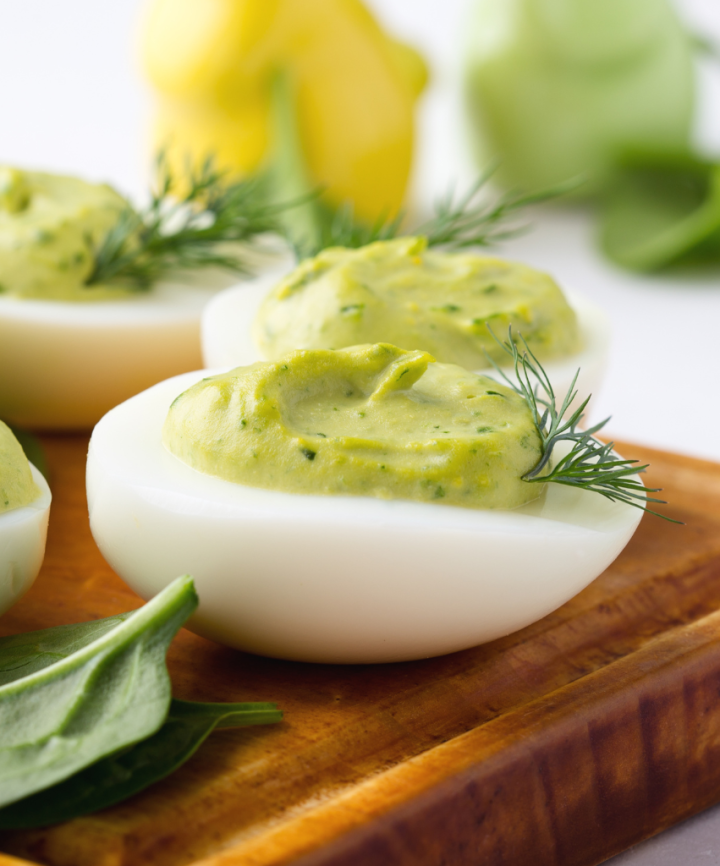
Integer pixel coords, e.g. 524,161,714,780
201,237,610,407
0,274,236,429
0,422,51,616
88,345,641,664
0,165,280,429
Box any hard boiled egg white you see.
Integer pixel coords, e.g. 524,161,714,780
0,273,236,430
201,269,611,409
0,465,51,617
87,369,642,664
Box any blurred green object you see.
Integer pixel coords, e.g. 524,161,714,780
600,152,720,272
463,0,695,194
6,425,48,482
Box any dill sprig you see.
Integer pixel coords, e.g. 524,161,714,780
289,166,577,260
321,203,401,259
85,154,285,290
416,169,578,250
485,328,681,523
284,200,404,261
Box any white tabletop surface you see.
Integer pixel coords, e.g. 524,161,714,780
1,0,719,862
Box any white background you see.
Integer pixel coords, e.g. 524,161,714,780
1,1,719,862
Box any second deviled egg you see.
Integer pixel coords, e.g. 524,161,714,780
202,237,609,405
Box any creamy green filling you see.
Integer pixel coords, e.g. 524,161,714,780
163,344,543,510
0,421,40,514
254,236,581,368
0,168,129,301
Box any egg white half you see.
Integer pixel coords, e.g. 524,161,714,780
87,370,642,664
0,464,51,618
0,272,238,430
201,270,611,409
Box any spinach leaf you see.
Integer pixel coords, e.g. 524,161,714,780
0,698,282,829
0,614,131,686
600,151,720,271
0,575,198,808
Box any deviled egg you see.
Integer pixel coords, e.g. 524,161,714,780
0,422,51,617
0,273,238,430
88,345,641,664
202,237,610,407
0,166,275,429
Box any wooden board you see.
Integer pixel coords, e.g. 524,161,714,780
0,434,719,866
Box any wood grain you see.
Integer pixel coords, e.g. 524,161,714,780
0,435,718,866
0,856,41,866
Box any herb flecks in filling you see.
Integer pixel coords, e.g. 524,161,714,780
255,237,580,369
0,169,128,301
163,344,542,510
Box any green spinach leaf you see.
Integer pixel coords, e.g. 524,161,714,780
600,151,720,271
0,698,282,828
0,613,131,686
0,575,198,807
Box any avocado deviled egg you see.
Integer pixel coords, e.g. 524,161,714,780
87,340,652,664
0,162,283,429
202,237,609,407
0,421,51,617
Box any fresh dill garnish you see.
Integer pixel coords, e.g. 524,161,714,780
318,201,403,256
413,167,577,251
288,164,577,260
283,199,403,261
485,328,681,523
85,154,288,290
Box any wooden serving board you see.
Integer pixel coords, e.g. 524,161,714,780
0,435,718,866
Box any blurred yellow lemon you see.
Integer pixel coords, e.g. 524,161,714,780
141,0,427,221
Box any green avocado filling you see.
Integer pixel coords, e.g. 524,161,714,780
254,236,580,368
163,344,543,510
0,167,128,301
0,421,40,514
